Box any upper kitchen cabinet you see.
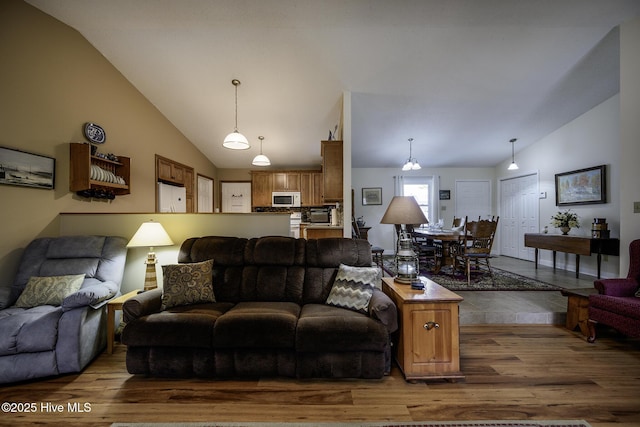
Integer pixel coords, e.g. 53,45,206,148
272,172,301,192
301,171,323,207
251,171,273,208
155,154,194,212
321,140,343,202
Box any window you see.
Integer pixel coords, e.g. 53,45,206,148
403,180,431,223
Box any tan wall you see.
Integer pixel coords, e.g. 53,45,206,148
0,0,217,282
59,213,290,294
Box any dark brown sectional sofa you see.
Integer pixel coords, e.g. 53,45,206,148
121,236,397,379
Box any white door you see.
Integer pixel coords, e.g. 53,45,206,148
221,182,251,213
197,175,214,213
455,180,491,221
500,173,538,260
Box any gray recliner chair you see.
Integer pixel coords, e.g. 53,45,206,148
0,235,127,384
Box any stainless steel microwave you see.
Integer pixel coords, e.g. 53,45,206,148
272,191,301,208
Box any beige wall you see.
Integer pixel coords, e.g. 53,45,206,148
59,213,290,294
0,0,217,282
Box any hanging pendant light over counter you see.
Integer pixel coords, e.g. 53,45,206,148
508,138,519,170
223,79,250,150
252,136,271,166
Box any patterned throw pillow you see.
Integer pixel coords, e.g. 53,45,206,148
161,259,215,310
14,274,85,308
326,264,378,313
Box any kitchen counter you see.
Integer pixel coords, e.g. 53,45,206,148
301,223,345,239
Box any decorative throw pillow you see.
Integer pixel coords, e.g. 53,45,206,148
326,263,378,313
14,274,85,308
161,259,215,310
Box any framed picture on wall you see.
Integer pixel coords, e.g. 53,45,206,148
439,190,451,200
0,146,55,189
555,164,606,206
362,187,382,205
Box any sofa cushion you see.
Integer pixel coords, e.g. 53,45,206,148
161,260,215,310
14,274,85,308
296,304,388,353
325,264,377,313
0,306,62,355
214,302,300,348
122,302,234,348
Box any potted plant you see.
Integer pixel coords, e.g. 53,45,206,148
551,210,580,235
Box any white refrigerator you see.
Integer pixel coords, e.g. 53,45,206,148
158,182,186,213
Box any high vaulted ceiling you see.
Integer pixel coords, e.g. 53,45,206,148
26,0,640,169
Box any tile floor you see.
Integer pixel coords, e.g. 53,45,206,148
455,256,597,325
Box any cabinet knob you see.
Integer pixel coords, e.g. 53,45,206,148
423,321,440,331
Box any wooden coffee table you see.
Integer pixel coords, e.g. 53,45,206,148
560,288,599,336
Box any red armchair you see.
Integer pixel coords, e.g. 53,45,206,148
587,239,640,343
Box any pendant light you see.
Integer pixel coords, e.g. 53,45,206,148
507,138,519,170
401,138,421,171
252,136,271,166
223,79,250,150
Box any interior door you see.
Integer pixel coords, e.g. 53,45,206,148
499,173,538,260
455,180,491,221
221,182,252,213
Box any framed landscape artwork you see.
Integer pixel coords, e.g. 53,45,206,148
362,187,382,205
555,164,606,206
0,146,55,189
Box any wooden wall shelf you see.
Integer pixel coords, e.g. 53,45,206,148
70,143,130,197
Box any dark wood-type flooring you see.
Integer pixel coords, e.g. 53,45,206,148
2,324,639,427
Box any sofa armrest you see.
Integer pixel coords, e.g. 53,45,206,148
594,278,638,297
369,289,398,333
123,288,162,322
62,282,118,311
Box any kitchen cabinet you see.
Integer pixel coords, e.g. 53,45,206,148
155,155,194,212
305,225,344,239
382,277,464,381
69,143,130,197
321,140,343,202
157,156,185,184
300,171,323,206
272,172,301,192
251,171,273,208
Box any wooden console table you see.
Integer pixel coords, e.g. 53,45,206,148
524,233,619,279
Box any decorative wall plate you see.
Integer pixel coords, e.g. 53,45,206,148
84,122,106,144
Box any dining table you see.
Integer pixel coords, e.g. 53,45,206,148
414,228,464,274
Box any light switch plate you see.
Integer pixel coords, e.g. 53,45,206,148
634,201,640,213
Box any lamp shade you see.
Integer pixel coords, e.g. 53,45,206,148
223,131,250,150
380,196,428,225
252,153,271,166
127,221,174,248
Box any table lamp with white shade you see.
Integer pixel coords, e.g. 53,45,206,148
127,221,174,291
380,196,428,285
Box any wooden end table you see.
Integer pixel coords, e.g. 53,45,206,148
560,288,599,336
382,277,464,381
106,290,140,354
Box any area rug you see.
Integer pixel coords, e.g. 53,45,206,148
381,255,560,291
111,421,591,427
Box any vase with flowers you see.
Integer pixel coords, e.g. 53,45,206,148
551,210,580,235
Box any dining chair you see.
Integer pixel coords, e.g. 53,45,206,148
353,218,385,274
455,216,499,285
